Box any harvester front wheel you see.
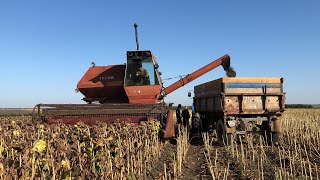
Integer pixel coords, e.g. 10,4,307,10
216,119,232,146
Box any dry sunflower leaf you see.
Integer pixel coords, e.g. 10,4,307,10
0,162,3,171
106,136,113,141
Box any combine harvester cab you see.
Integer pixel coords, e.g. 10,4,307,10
191,77,285,146
32,24,235,139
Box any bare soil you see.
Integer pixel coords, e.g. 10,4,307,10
147,137,214,180
181,144,211,180
146,141,176,179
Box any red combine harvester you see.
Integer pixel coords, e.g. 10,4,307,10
32,24,234,138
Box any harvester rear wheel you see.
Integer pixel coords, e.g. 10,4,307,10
216,119,232,146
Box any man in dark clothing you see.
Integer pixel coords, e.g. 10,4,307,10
176,104,182,124
135,64,150,85
182,106,190,128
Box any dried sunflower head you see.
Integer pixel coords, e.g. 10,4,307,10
32,139,46,153
0,162,3,171
61,159,71,170
52,133,58,138
13,130,20,137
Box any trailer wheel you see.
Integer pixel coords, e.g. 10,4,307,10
261,122,281,145
271,132,280,145
216,119,232,146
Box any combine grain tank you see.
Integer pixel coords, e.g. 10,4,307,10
191,77,285,146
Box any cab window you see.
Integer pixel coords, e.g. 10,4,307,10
125,61,159,86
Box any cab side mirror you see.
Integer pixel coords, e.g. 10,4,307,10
188,91,191,97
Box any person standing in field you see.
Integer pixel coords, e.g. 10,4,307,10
191,103,195,116
182,106,190,128
176,104,182,124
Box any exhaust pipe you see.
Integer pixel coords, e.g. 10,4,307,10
134,23,139,50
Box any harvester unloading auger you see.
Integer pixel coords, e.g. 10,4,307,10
32,24,235,138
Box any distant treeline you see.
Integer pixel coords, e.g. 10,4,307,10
285,104,314,108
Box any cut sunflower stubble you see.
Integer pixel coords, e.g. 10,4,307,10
0,117,163,179
203,109,320,179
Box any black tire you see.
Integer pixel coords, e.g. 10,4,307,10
261,122,280,146
200,117,208,133
192,116,201,136
272,132,280,145
216,119,232,146
260,121,269,144
183,118,191,134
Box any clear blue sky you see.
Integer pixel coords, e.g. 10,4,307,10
1,0,319,108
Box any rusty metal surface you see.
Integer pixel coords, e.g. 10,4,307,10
164,110,175,138
194,77,285,117
124,85,162,104
48,116,143,125
271,118,282,133
77,65,128,103
195,94,285,116
223,93,285,115
32,103,166,125
223,110,283,115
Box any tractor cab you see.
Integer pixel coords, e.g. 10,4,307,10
124,50,162,86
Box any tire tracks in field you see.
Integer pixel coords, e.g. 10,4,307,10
146,141,176,179
146,137,213,180
148,137,281,179
180,143,211,180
